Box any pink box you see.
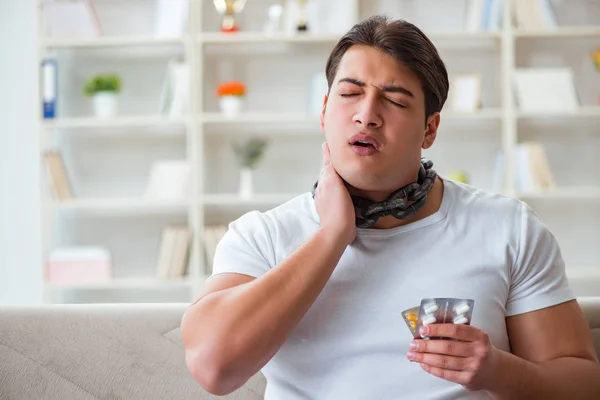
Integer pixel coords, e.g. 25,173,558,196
46,260,112,284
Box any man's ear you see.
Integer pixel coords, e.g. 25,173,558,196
320,94,328,131
422,112,440,150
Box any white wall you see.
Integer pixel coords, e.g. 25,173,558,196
0,0,44,304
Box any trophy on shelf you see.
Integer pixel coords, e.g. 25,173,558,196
213,0,248,33
296,0,308,32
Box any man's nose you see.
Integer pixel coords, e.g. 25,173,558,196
352,97,382,128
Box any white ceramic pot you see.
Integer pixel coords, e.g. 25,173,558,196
238,167,253,198
93,92,119,118
219,95,244,118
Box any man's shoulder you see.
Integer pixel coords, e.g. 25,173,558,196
444,178,524,218
229,192,318,234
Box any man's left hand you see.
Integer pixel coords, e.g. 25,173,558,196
406,323,499,391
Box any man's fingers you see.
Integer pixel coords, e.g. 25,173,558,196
407,352,467,371
322,142,331,166
411,339,474,357
421,324,483,342
419,364,475,386
320,142,332,179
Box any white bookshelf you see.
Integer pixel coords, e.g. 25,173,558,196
36,0,600,303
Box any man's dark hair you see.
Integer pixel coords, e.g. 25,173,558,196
325,15,449,121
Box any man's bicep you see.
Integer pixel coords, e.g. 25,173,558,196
506,300,598,364
191,273,256,306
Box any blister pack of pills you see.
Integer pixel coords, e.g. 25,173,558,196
401,306,420,337
402,298,475,339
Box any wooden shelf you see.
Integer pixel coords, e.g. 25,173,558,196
46,277,197,290
41,36,186,49
203,193,303,206
517,187,600,200
201,112,319,124
199,32,343,44
42,116,189,130
51,198,191,213
515,26,600,38
441,108,503,120
517,106,600,119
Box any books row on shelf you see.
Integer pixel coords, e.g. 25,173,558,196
514,0,557,31
43,151,191,202
42,0,188,40
155,225,192,279
492,141,556,193
40,62,589,120
44,224,228,286
41,0,554,40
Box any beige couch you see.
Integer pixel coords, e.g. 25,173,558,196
1,298,599,400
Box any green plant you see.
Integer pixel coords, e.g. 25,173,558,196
232,138,268,169
83,74,122,97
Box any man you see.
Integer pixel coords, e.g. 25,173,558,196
182,15,600,399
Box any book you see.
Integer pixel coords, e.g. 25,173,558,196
514,68,579,113
43,0,102,39
155,226,192,279
43,151,73,201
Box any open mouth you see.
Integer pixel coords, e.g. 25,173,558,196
349,133,380,151
349,134,380,155
352,141,375,148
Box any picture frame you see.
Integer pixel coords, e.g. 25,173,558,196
449,73,482,112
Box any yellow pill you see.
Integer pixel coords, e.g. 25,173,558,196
410,321,417,329
407,313,417,321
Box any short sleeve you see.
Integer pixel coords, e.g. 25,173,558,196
210,211,275,279
506,201,575,316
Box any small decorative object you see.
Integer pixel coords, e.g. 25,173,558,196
232,138,268,198
447,170,469,184
297,0,308,31
263,3,283,35
83,73,122,118
592,48,600,105
449,73,482,112
217,81,246,117
213,0,247,33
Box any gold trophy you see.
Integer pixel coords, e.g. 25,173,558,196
296,0,308,31
213,0,248,33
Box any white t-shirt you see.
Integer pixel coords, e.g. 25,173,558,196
211,177,575,400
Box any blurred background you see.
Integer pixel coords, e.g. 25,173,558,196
0,0,599,305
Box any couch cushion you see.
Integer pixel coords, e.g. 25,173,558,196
0,304,265,400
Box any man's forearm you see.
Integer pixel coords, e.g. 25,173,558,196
185,228,348,393
486,350,600,399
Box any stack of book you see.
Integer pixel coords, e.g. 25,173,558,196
155,226,192,279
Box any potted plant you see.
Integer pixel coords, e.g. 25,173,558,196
83,73,122,118
231,138,268,198
217,81,246,117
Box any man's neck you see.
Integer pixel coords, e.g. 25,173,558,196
349,177,444,230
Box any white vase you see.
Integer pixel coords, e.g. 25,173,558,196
219,95,244,118
239,168,253,198
92,92,119,118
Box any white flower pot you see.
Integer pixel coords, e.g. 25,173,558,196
92,92,119,118
219,95,244,118
238,167,253,198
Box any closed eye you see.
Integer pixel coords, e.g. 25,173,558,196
387,98,406,108
340,93,359,97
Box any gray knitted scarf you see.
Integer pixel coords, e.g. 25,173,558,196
312,159,437,228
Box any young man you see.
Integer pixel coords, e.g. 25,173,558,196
182,15,600,399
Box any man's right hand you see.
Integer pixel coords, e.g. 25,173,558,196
314,142,356,245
